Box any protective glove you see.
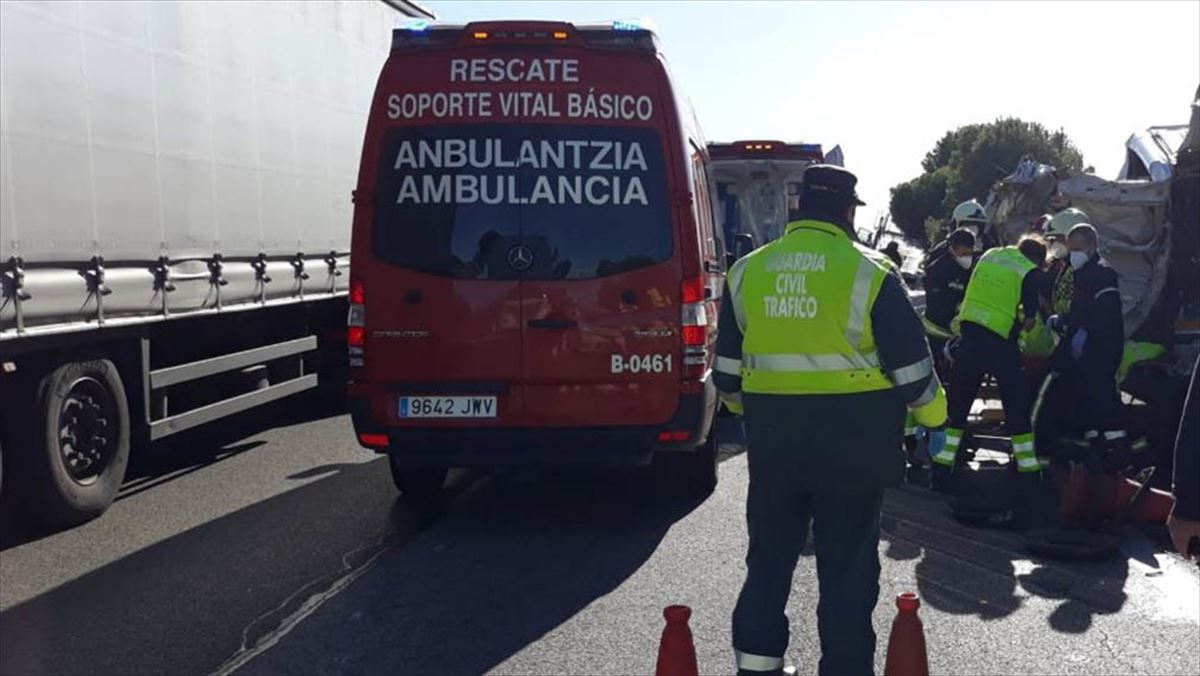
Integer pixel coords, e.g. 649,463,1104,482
1070,328,1088,360
925,427,948,463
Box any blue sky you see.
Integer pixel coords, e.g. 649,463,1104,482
425,0,1200,222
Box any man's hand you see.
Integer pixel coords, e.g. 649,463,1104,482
1167,514,1200,560
1023,317,1036,332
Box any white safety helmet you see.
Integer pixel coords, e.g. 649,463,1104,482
1047,207,1089,238
951,199,988,226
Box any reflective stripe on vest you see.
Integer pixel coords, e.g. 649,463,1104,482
715,355,741,376
889,356,933,386
845,256,878,349
1052,263,1074,315
735,219,892,395
959,246,1034,339
743,351,881,372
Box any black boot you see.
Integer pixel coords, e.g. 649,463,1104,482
931,463,955,494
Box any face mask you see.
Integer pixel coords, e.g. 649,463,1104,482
1049,242,1068,259
1069,251,1089,270
955,254,973,270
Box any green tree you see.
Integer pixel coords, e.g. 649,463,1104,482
889,168,950,242
890,117,1084,245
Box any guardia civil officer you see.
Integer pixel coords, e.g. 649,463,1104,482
715,166,947,676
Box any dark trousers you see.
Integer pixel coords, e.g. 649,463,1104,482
1075,348,1124,432
947,323,1032,435
732,456,884,676
1040,343,1124,438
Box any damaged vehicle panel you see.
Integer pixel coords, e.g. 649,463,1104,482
981,89,1200,479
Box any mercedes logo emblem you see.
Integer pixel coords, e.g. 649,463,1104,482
507,245,533,271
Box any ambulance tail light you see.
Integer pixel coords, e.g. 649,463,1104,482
348,279,365,367
681,277,710,380
357,432,389,449
657,430,691,443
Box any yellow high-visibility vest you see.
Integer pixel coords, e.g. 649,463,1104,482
959,246,1036,338
728,219,894,395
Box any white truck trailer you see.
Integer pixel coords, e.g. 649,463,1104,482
0,0,432,526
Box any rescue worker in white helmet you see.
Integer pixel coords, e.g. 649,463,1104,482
1044,207,1090,318
1045,224,1131,471
921,227,976,378
903,227,975,474
950,198,994,251
715,166,947,676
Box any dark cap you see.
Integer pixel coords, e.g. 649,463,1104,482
801,165,866,207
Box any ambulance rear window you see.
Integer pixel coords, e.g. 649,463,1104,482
372,124,671,280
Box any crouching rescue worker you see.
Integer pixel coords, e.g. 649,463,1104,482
714,166,947,676
932,236,1047,492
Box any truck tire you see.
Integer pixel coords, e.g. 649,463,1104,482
388,456,447,508
20,359,131,527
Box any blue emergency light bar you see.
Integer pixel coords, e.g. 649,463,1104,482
612,18,654,32
391,20,661,51
395,18,429,32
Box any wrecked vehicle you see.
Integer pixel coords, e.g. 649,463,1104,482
981,89,1200,479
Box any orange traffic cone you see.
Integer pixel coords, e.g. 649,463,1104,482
655,605,699,676
884,592,929,676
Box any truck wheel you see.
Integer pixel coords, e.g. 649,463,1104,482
388,456,447,508
21,359,131,527
674,423,719,497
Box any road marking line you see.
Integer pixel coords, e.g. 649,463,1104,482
211,533,395,676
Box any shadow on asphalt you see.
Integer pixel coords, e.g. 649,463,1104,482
124,395,348,485
879,483,1130,634
0,458,420,676
236,461,711,676
0,407,739,675
0,395,347,552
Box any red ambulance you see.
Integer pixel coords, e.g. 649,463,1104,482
347,20,724,500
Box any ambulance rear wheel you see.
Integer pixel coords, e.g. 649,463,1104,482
389,458,447,507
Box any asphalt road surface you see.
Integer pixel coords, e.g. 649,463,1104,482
0,398,450,676
2,396,1198,676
